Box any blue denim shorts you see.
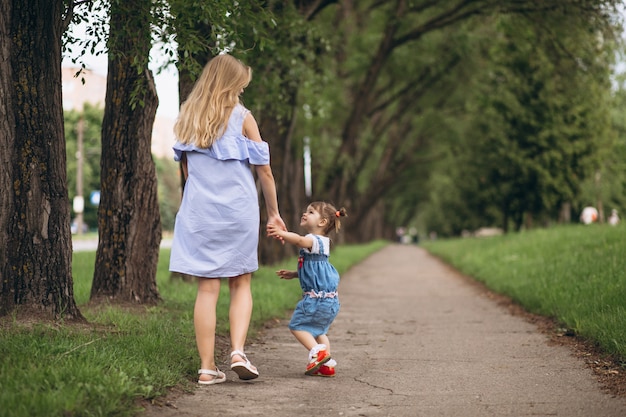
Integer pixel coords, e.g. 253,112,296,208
288,297,340,338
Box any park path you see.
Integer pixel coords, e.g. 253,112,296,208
142,244,626,417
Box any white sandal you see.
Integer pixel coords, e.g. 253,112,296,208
198,368,226,385
230,350,259,380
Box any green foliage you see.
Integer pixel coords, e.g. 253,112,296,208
240,3,333,128
423,224,626,359
576,77,626,217
62,1,110,71
168,0,274,80
418,10,620,235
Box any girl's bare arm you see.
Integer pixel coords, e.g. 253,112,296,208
267,224,313,250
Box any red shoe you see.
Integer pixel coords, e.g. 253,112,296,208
305,349,331,375
311,363,335,377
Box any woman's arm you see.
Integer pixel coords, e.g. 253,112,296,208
256,165,284,224
243,112,287,233
242,112,262,142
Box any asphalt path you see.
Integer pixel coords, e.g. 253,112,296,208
141,244,626,417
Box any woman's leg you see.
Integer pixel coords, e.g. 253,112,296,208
228,273,254,366
194,278,221,382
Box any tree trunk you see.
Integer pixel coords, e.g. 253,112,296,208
0,0,83,320
91,1,161,304
559,201,571,223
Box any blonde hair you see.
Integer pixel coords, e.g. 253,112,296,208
174,54,252,148
309,201,348,236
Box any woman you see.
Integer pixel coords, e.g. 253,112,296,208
169,54,286,385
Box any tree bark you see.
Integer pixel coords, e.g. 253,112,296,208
91,1,161,304
0,0,83,320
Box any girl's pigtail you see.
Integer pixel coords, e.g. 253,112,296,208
334,207,348,233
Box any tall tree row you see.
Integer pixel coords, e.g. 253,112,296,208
307,1,621,239
417,9,619,234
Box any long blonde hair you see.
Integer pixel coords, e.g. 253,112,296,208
174,54,252,148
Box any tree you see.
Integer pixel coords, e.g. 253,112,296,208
0,0,83,320
577,75,626,220
455,13,615,232
90,0,161,304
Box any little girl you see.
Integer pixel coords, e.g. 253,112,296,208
267,201,347,377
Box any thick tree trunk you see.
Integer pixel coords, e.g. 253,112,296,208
0,0,83,320
91,1,161,304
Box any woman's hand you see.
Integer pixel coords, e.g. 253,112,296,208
266,216,287,243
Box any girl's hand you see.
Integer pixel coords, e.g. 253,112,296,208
266,222,285,242
276,269,297,280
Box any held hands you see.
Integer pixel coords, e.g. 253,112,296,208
266,220,286,243
276,269,298,280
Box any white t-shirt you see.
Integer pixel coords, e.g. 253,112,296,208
303,234,330,255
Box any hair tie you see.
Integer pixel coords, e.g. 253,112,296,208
335,211,341,217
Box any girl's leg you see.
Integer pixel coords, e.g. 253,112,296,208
228,273,255,368
194,278,221,382
292,330,330,374
315,334,336,373
315,334,331,355
291,329,318,351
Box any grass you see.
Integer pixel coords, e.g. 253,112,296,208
421,223,626,361
0,240,387,417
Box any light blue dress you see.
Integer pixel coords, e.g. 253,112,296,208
289,235,340,338
169,104,269,278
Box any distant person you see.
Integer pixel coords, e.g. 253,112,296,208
169,54,287,385
267,202,348,377
580,206,598,225
396,227,405,243
608,209,620,226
